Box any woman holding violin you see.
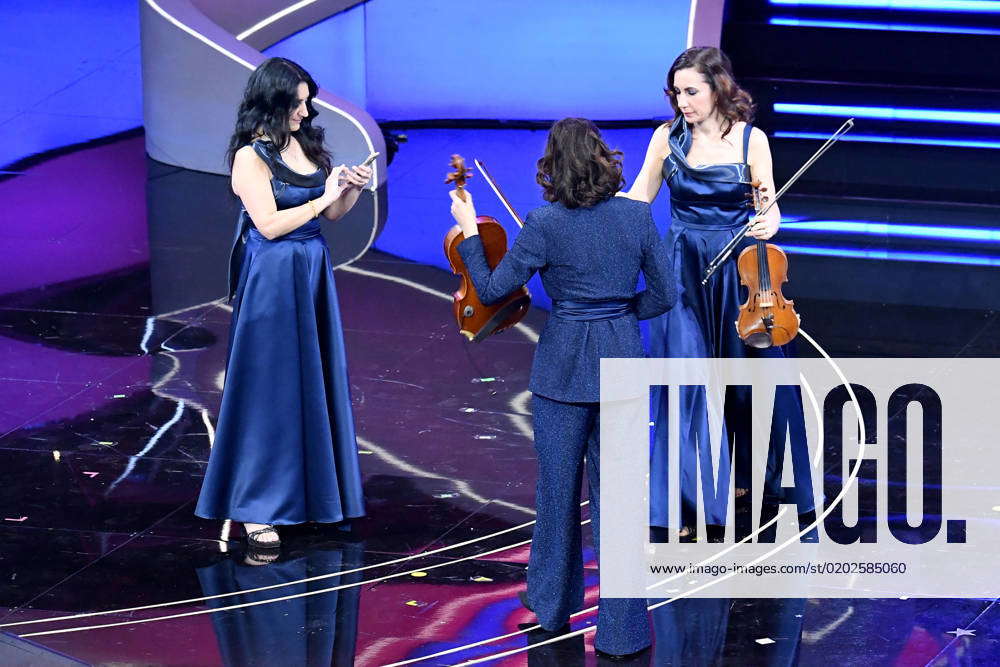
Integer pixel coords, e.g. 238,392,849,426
621,46,808,535
448,117,674,659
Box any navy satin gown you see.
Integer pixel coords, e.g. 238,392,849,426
649,119,811,528
195,140,365,525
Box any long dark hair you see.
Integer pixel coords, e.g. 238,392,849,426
226,57,332,172
536,118,623,209
665,47,755,139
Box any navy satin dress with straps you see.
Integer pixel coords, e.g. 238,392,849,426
195,140,364,526
649,119,812,528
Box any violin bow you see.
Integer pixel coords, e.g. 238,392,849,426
474,159,524,229
702,118,855,285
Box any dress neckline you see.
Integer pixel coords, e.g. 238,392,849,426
273,150,321,177
253,139,322,176
687,159,743,169
683,121,749,168
274,152,321,177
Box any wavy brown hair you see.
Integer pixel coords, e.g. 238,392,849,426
665,47,755,139
536,118,623,209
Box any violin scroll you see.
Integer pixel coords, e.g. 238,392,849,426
445,154,473,202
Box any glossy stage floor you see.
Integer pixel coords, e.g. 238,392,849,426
1,131,998,666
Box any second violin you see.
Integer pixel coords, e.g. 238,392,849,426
735,181,798,348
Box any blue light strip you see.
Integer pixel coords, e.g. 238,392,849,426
782,244,1000,266
769,0,1000,12
774,103,1000,125
774,130,1000,150
781,220,1000,242
770,16,1000,34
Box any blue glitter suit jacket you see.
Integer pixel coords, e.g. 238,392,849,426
457,195,676,402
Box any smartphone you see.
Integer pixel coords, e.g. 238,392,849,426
361,152,379,168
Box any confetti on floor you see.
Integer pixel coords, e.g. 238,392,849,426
946,628,976,637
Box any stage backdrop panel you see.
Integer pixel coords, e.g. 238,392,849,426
266,0,694,120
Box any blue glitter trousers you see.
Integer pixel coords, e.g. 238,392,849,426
527,394,650,655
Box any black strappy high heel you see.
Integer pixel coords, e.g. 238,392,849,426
245,525,281,549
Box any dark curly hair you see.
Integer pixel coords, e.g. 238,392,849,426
536,118,624,209
665,46,755,139
225,57,332,172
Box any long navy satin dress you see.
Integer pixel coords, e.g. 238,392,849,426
649,119,811,529
195,140,365,525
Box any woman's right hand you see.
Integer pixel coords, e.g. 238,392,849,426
324,165,347,201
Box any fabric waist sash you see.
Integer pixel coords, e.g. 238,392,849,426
670,207,749,231
551,298,635,321
672,219,748,231
248,223,323,243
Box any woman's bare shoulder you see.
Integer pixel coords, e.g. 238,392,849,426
233,144,263,165
232,144,272,177
652,121,672,156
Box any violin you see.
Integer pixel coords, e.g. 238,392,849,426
443,154,531,342
704,119,854,348
735,181,799,348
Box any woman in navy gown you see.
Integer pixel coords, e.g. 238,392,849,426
449,118,675,658
195,58,370,548
622,47,810,536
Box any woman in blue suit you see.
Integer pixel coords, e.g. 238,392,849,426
448,117,676,659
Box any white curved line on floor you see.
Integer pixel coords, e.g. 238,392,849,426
16,522,581,638
2,504,575,630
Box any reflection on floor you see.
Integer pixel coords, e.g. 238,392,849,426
0,131,997,665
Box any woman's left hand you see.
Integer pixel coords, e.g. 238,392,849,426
747,213,780,240
342,164,373,189
449,189,479,237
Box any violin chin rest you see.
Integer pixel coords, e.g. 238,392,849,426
744,331,773,349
